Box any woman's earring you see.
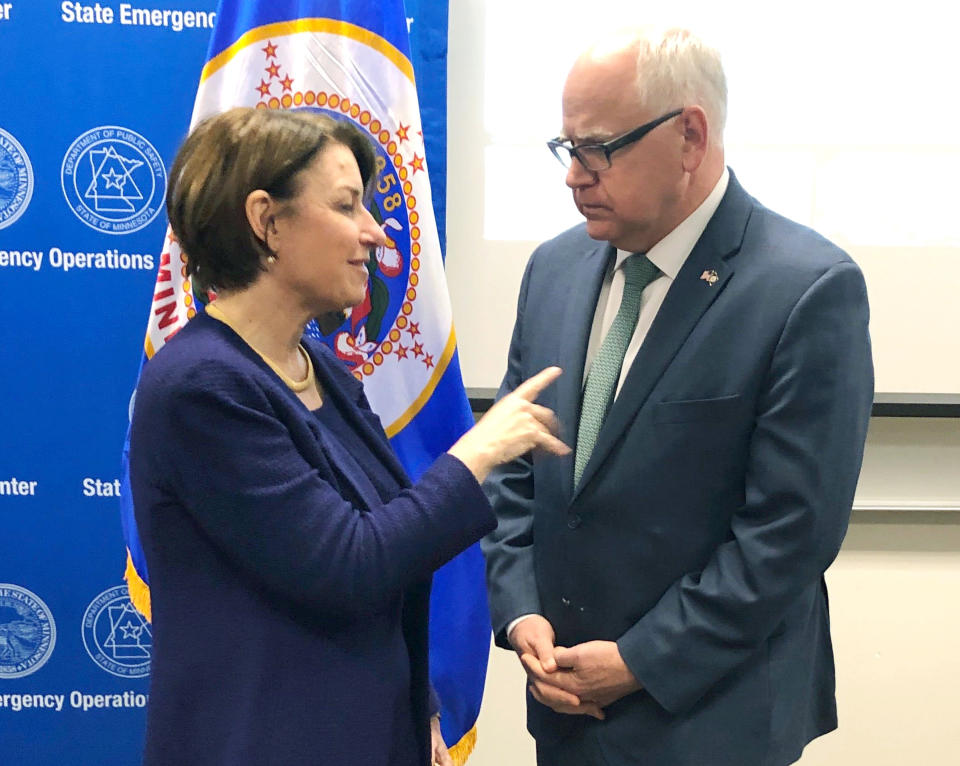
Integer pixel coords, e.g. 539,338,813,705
264,219,278,264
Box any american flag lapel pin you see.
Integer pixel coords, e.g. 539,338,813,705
699,269,719,286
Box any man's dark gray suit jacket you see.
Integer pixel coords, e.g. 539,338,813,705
481,172,874,766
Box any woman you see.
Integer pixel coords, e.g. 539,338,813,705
129,107,566,766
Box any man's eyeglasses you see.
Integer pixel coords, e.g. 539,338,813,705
547,108,684,172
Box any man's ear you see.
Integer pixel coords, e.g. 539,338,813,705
679,106,709,173
245,189,274,245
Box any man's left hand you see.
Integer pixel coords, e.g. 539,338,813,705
549,640,642,708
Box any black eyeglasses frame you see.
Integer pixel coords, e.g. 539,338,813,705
547,108,685,171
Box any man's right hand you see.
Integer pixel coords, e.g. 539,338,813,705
509,614,558,671
509,615,605,720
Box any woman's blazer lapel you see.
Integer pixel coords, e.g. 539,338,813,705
306,343,412,494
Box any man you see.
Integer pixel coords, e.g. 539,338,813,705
481,27,874,766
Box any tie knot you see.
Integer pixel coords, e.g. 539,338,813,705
622,254,659,292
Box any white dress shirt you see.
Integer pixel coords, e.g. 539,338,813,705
506,168,730,643
583,168,730,396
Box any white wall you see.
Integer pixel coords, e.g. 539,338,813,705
445,2,960,763
447,0,960,396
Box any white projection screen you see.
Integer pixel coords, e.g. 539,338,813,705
446,0,960,396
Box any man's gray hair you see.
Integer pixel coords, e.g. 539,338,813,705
595,27,727,144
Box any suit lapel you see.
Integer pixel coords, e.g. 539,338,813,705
572,174,754,499
553,242,613,500
205,318,403,507
310,422,387,511
309,348,412,496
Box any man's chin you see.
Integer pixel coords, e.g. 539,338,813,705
583,218,617,242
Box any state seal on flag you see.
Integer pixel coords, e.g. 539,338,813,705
0,583,56,679
0,127,34,231
300,103,415,372
61,126,166,235
192,22,460,435
81,584,152,678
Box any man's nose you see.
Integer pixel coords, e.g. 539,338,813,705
565,157,596,188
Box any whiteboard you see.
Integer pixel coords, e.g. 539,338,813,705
445,0,960,395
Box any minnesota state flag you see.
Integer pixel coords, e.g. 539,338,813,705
119,2,489,761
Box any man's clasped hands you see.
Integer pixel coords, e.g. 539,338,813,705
509,614,643,720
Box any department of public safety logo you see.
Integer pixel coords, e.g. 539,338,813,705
0,127,34,230
81,585,151,678
0,584,57,679
61,126,166,235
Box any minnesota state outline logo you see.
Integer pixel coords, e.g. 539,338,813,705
0,127,34,230
61,126,166,235
0,583,57,679
166,20,459,436
81,584,152,678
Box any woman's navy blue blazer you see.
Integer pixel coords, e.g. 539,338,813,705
130,313,494,765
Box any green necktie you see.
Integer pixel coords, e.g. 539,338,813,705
574,254,660,488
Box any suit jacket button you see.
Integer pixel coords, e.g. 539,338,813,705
561,597,571,607
567,515,582,529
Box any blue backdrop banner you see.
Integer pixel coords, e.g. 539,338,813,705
0,1,464,764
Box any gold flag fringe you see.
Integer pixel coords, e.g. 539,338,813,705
447,725,477,765
124,550,153,622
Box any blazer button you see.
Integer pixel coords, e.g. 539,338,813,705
567,514,582,529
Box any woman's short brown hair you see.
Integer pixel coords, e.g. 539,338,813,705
166,107,377,292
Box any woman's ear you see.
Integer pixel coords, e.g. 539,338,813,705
245,189,275,250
